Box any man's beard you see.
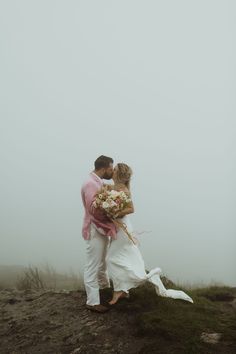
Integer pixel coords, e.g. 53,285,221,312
103,172,113,180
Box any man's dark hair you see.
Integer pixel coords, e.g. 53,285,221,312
94,155,113,170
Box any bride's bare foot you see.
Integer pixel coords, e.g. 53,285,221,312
109,291,127,305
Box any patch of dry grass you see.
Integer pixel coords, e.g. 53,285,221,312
0,264,83,291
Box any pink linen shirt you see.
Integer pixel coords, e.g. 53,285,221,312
81,172,117,240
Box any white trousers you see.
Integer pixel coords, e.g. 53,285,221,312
84,224,110,305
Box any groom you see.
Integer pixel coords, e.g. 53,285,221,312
81,155,116,313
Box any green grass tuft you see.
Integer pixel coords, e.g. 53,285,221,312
102,282,236,353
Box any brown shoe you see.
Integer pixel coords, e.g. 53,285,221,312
86,304,109,313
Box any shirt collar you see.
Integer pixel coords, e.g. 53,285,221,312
90,172,103,183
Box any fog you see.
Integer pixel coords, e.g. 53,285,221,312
1,0,235,286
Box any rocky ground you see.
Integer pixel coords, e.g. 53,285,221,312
1,285,236,354
0,288,146,354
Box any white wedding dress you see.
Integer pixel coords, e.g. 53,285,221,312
107,216,193,303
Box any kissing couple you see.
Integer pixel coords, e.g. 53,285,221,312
81,155,193,313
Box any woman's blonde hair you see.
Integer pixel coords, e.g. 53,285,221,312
116,163,132,190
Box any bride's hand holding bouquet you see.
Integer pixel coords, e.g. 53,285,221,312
92,185,136,244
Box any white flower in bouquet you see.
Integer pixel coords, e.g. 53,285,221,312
102,201,110,209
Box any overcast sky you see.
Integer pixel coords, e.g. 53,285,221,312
1,0,235,286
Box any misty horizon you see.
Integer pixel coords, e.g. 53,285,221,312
1,1,235,287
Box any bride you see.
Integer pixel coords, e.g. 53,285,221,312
106,163,193,305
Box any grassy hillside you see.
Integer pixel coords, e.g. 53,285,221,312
101,282,236,353
0,266,235,353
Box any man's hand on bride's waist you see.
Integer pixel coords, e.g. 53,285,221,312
92,207,111,222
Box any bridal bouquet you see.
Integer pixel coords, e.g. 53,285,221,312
92,186,131,219
92,186,136,244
